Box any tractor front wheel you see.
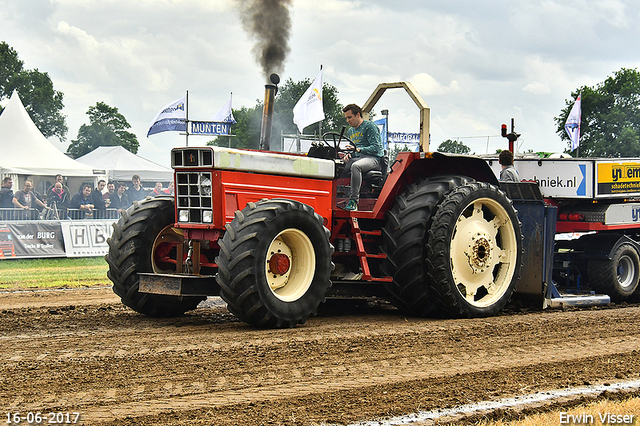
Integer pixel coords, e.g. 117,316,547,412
106,196,205,316
216,199,333,328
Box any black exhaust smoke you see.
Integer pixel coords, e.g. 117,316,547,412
237,0,292,79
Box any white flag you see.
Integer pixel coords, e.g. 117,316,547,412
564,93,581,151
211,94,237,124
293,69,325,133
147,96,186,137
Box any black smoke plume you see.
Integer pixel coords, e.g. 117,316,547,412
237,0,292,79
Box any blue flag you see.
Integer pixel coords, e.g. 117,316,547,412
564,93,581,151
147,96,186,137
374,117,388,149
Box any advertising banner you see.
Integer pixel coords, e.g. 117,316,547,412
487,159,592,199
60,221,114,257
596,161,640,197
0,220,118,259
190,121,231,136
2,222,65,258
389,132,420,144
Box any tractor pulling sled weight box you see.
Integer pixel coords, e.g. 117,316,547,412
106,77,640,328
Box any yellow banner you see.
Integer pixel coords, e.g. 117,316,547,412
597,162,640,184
597,162,640,195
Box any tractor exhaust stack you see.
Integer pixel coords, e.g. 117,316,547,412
259,73,280,151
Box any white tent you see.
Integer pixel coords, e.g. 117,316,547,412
75,146,173,183
0,91,98,177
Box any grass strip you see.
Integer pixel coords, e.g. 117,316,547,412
0,257,109,290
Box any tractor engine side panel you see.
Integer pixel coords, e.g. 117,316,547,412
215,170,333,228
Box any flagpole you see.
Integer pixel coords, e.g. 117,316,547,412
228,92,232,148
319,64,323,142
185,90,189,147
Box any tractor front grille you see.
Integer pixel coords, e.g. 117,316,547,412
175,171,213,224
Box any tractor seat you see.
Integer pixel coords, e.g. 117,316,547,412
363,169,383,180
362,150,389,188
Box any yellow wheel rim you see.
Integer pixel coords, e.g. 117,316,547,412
265,228,315,302
450,198,518,308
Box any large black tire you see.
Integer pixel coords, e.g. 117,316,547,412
106,196,205,316
588,243,640,302
427,182,522,318
216,199,333,328
380,176,473,316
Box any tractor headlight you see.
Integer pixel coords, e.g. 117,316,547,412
178,209,189,222
202,210,213,223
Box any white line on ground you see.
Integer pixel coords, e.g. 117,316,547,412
341,379,640,426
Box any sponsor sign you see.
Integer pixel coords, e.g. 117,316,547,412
596,161,640,197
190,121,231,136
487,159,592,199
3,222,65,258
389,132,420,144
60,221,114,257
0,220,118,259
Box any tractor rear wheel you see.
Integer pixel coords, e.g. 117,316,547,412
427,182,522,318
588,243,640,302
106,196,205,316
381,176,473,317
216,199,333,328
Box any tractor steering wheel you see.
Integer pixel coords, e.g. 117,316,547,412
322,131,355,158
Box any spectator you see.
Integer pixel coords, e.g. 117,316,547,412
126,174,146,203
163,182,175,196
46,174,71,196
69,183,95,218
109,182,131,213
103,181,115,200
0,177,14,208
13,180,48,218
13,180,47,210
149,182,163,197
48,182,70,218
499,150,520,182
91,180,108,217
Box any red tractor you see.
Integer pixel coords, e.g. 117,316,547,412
105,80,528,327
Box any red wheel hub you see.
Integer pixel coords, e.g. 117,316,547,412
269,253,291,275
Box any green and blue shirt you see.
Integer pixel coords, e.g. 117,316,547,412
347,120,384,158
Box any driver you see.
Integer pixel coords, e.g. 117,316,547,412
340,104,384,211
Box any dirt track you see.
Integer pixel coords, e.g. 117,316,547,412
1,288,640,425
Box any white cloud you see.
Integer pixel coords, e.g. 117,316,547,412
410,73,460,96
1,0,640,166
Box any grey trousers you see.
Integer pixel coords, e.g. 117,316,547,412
341,155,381,202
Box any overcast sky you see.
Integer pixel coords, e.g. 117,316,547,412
2,0,640,167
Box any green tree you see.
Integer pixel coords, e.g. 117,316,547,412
437,139,472,154
389,143,412,164
66,102,139,158
0,42,23,93
0,41,67,141
555,68,640,157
